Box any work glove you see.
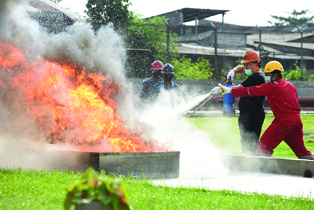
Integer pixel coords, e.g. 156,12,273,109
218,83,231,95
227,70,235,81
210,87,221,95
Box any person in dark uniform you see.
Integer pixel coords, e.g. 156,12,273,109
226,50,265,155
153,63,180,94
139,60,163,104
152,63,181,107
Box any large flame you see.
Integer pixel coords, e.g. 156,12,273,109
0,40,172,152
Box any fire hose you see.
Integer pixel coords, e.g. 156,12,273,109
186,79,230,118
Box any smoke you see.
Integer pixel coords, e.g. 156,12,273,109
0,100,84,170
0,0,44,59
138,89,228,178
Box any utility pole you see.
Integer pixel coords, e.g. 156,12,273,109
256,25,262,52
209,22,218,78
301,30,304,81
195,17,198,34
296,25,308,81
163,18,171,63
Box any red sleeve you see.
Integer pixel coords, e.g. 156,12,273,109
232,83,273,98
232,87,250,98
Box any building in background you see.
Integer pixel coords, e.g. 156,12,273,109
23,0,81,33
148,8,314,77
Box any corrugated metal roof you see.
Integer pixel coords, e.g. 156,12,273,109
26,0,81,21
147,8,229,25
177,42,314,60
23,0,82,33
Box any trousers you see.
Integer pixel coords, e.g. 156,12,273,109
258,115,313,159
238,112,265,153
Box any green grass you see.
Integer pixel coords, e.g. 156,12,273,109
1,168,314,210
187,114,314,159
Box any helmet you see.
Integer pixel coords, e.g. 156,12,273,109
151,60,163,70
241,50,261,63
161,63,174,74
264,61,284,73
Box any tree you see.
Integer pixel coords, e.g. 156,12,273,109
268,9,314,26
85,0,132,31
125,13,178,77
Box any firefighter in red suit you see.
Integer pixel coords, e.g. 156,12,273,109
219,61,313,159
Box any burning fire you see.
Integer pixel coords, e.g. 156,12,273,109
0,39,172,152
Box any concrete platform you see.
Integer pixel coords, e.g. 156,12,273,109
38,150,180,179
153,173,314,199
184,110,314,117
221,154,314,177
153,154,314,199
99,152,180,179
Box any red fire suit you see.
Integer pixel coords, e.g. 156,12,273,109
232,78,313,159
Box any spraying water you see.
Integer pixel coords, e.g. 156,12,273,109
138,88,228,178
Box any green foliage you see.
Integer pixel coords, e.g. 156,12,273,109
85,0,133,32
172,56,213,79
282,60,308,81
64,167,131,210
172,57,248,80
268,9,314,26
125,13,178,77
308,75,314,81
126,13,178,62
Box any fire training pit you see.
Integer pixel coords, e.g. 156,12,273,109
99,152,180,179
45,150,180,179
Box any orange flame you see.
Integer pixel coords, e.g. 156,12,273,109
0,39,172,152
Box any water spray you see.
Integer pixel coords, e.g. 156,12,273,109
186,79,229,118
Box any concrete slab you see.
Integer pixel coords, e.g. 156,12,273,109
153,173,314,199
222,154,314,177
99,152,180,179
153,154,314,198
183,110,314,117
37,150,180,179
18,150,100,172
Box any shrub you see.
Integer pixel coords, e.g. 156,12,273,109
64,168,131,210
283,60,309,81
173,56,213,79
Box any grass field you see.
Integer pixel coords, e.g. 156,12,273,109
187,114,314,159
1,168,314,210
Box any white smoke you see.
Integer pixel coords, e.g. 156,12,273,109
139,89,228,178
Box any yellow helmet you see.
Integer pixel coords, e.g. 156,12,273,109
264,61,284,73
